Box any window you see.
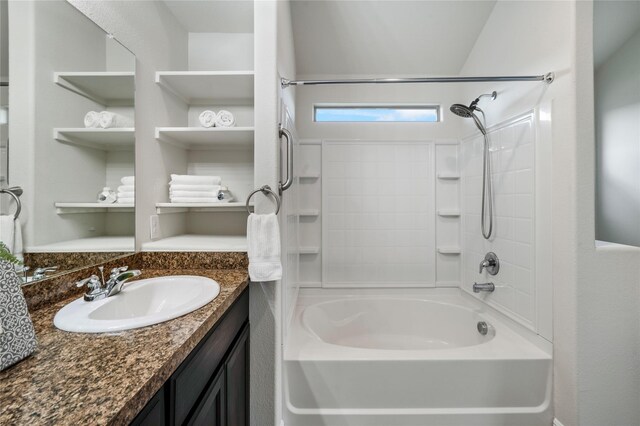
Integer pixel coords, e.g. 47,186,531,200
314,105,440,122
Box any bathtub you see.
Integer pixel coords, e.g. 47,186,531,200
284,288,552,426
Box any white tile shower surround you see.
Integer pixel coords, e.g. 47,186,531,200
461,112,536,328
322,141,436,287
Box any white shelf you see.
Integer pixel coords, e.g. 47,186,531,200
26,236,134,253
437,247,461,254
298,209,320,217
437,173,460,180
155,127,254,150
54,128,135,150
155,202,251,214
299,173,320,180
54,72,135,106
437,210,461,217
141,234,247,252
55,202,134,214
155,71,254,105
299,246,320,255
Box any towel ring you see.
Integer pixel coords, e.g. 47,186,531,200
0,187,22,220
246,185,280,215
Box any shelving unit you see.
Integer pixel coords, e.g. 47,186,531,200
155,127,254,149
155,71,254,105
155,202,251,214
141,235,247,252
54,128,135,150
55,202,134,214
26,236,134,253
54,72,135,106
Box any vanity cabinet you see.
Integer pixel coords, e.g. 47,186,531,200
131,288,249,426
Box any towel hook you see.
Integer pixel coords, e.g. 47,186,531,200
246,185,281,215
0,187,22,220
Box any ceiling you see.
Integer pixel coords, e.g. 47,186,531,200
593,0,640,68
291,0,497,78
163,0,253,33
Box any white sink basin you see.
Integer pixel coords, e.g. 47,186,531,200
54,275,220,333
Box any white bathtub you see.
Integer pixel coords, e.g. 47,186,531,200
284,288,552,426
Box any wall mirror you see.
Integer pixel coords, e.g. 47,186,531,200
0,0,136,283
594,1,640,247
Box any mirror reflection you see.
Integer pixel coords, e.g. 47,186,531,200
0,0,135,282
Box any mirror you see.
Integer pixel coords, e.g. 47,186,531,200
0,0,135,282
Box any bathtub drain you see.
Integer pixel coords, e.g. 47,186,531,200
477,321,489,336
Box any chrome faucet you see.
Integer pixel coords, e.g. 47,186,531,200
478,252,500,275
32,266,59,281
76,266,141,301
473,282,495,293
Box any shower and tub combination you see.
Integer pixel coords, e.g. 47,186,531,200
281,73,554,425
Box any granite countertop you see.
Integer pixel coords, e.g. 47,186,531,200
0,268,249,426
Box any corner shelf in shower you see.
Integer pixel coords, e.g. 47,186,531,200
155,202,252,214
299,172,320,180
54,72,135,106
53,128,135,150
437,210,461,217
298,209,320,217
437,173,460,180
155,71,254,105
437,247,461,254
141,234,247,252
155,127,254,150
299,246,320,255
54,202,134,214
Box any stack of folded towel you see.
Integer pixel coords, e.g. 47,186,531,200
169,174,223,203
84,111,134,129
198,110,235,128
117,176,135,204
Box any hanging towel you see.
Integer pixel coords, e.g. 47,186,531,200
247,213,282,282
98,111,134,129
214,110,236,128
84,111,100,128
0,216,23,262
199,110,217,128
121,176,135,186
170,175,222,186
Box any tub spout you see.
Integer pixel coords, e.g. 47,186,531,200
473,282,495,293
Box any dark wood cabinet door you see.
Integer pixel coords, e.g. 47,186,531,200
226,324,249,426
187,368,226,426
130,387,166,426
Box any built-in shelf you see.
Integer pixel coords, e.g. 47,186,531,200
141,234,247,252
55,202,134,214
299,173,320,180
298,209,320,217
155,202,251,214
437,210,461,217
54,72,135,106
437,247,461,254
299,246,320,255
437,174,460,180
25,236,134,253
54,128,135,150
155,71,254,105
155,127,254,150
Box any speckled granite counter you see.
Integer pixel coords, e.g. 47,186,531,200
0,268,249,426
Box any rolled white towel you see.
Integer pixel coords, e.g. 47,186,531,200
117,191,135,199
215,110,235,128
170,174,221,185
199,110,217,128
116,197,134,204
121,176,135,186
98,111,134,129
169,184,220,192
170,197,221,203
117,185,135,193
84,111,100,128
170,190,220,198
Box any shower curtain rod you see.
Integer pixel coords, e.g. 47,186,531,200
281,72,554,88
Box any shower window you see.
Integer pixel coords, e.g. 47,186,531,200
314,104,440,122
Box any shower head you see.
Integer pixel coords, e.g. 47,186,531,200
450,91,496,135
450,103,474,118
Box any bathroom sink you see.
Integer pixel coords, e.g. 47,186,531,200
54,275,220,333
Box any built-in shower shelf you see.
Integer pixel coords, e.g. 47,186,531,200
437,247,461,254
298,209,320,217
155,71,254,105
437,174,460,180
54,202,134,214
141,234,247,252
437,210,461,217
299,172,320,180
299,246,320,255
155,127,254,149
54,72,135,106
155,202,251,214
54,128,135,150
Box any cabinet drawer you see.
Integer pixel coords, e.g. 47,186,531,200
171,289,248,425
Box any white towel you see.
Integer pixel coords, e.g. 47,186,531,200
121,176,135,186
199,110,217,128
84,111,100,128
215,110,235,128
117,185,135,193
170,197,221,203
117,191,135,199
168,184,220,192
169,190,220,198
170,175,222,185
0,216,23,261
98,111,134,129
116,198,134,204
247,213,282,282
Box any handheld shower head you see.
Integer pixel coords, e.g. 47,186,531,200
449,103,487,135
